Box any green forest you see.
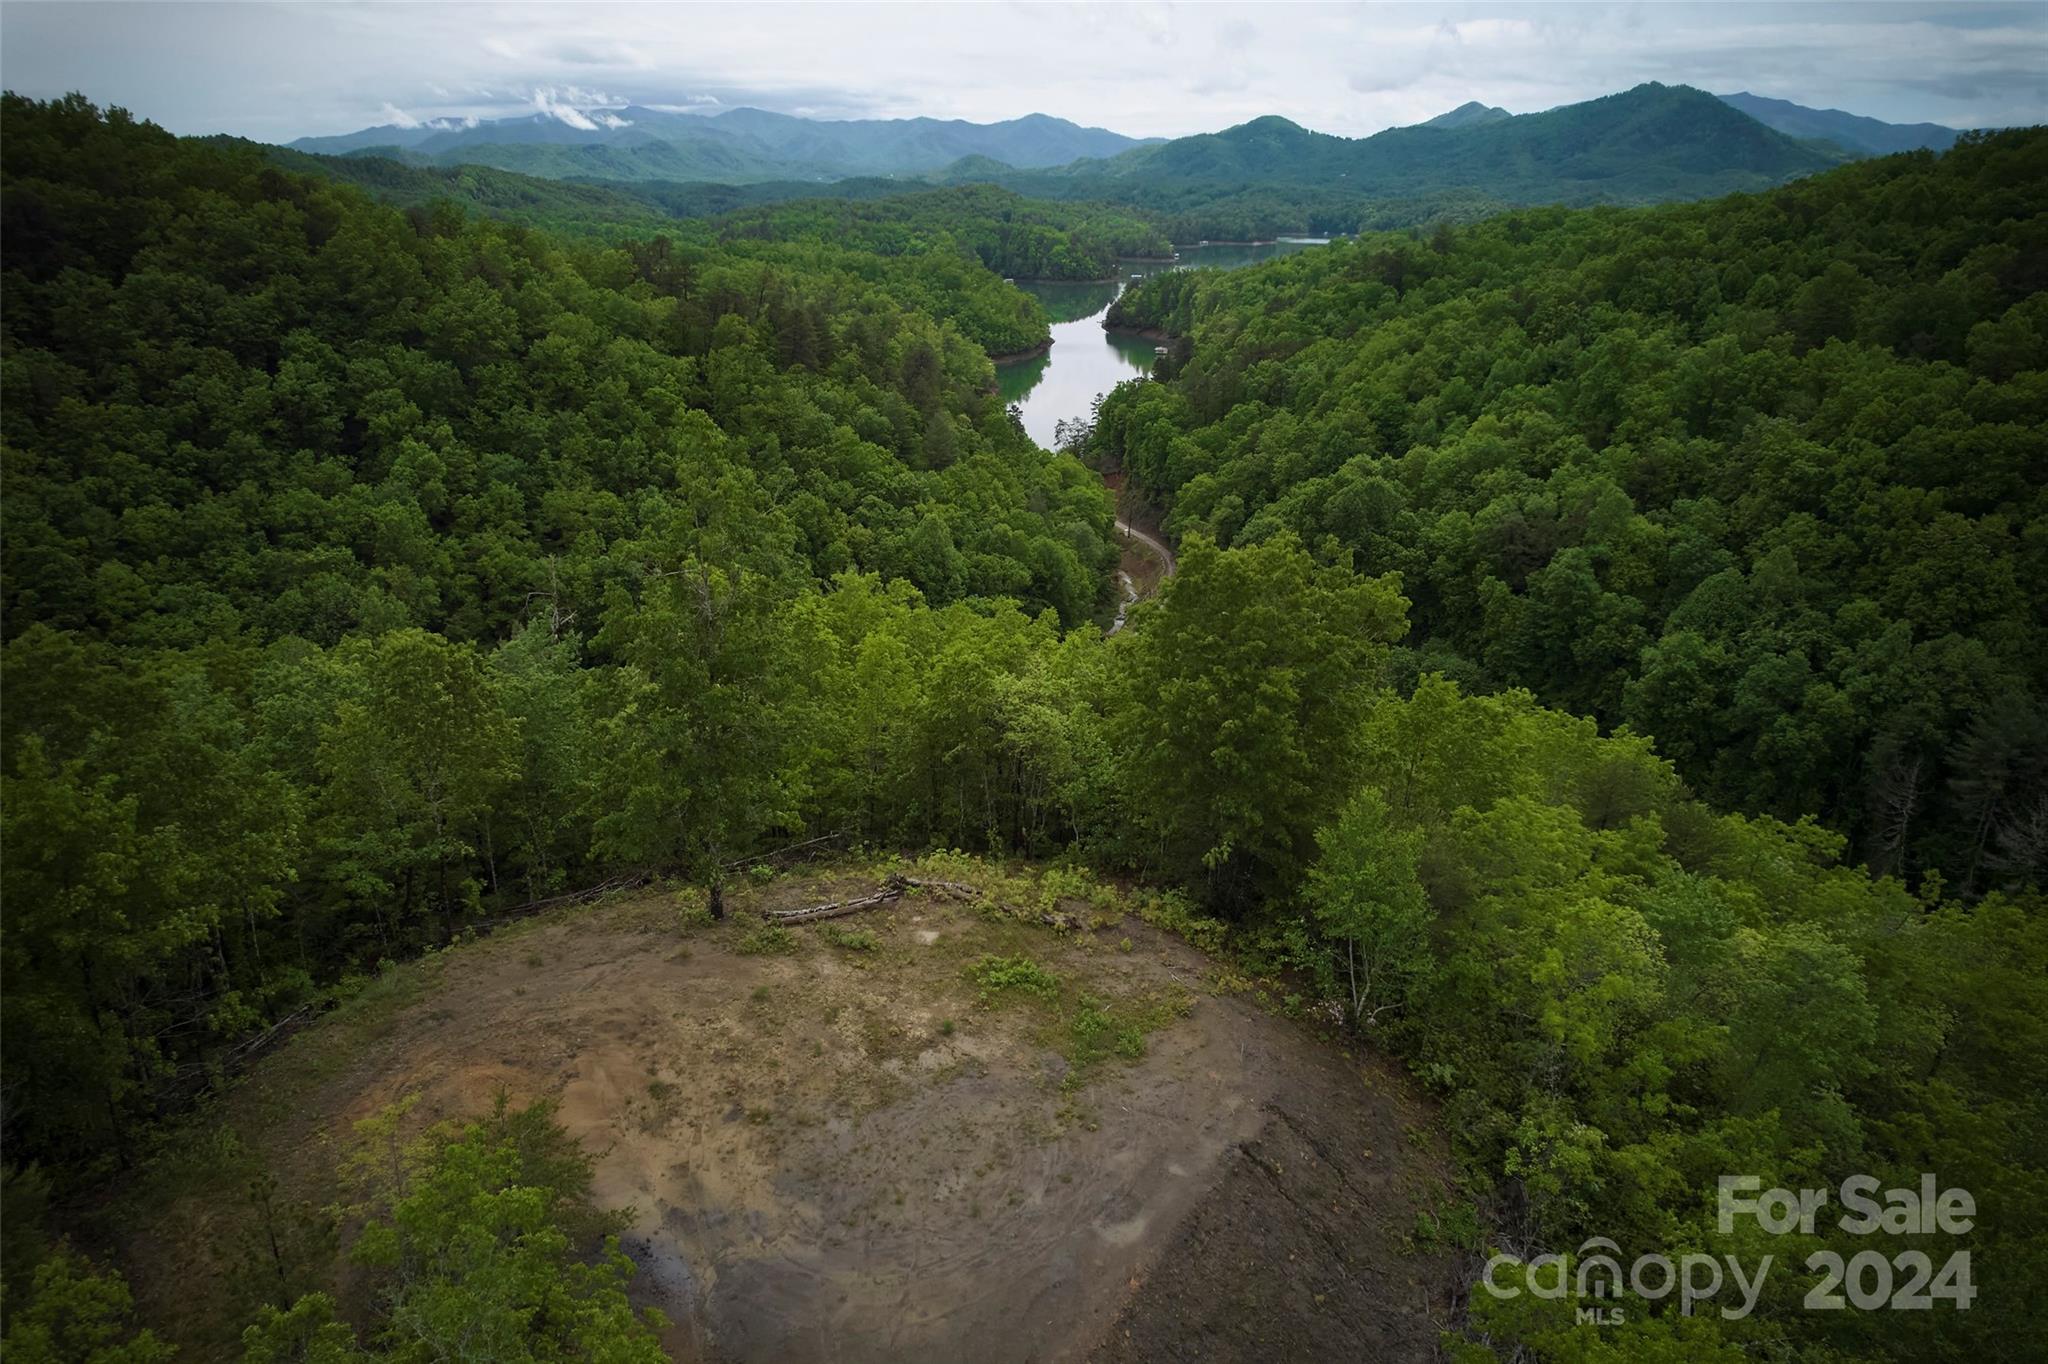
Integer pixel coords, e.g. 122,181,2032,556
2,91,2044,1364
695,185,1172,284
253,151,1172,354
1098,128,2048,890
975,83,1846,241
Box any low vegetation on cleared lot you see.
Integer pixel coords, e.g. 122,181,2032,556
90,855,1461,1362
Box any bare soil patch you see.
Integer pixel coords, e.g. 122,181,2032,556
118,862,1460,1362
1120,539,1167,601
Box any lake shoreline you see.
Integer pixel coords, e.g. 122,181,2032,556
1007,263,1175,286
1175,237,1336,248
985,337,1054,364
1000,241,1316,445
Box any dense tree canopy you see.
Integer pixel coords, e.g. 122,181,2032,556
259,148,1169,351
1093,127,2048,889
1115,533,1409,904
2,103,1114,647
698,185,1171,282
3,95,2043,1364
0,94,1112,1165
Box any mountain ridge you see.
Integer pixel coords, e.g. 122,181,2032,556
291,105,1161,182
1715,90,1960,155
1421,101,1512,129
967,84,1840,203
276,83,1952,243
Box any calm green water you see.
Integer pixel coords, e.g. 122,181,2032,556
996,239,1331,450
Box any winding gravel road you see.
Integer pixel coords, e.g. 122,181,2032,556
1115,518,1177,577
1108,517,1175,635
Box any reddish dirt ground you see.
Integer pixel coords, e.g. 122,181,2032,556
119,864,1462,1362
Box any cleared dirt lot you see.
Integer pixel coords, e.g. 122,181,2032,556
126,861,1462,1361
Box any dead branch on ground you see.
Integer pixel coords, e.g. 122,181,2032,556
763,873,982,923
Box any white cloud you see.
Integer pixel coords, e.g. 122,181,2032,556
645,96,722,114
1,2,2041,144
531,89,598,130
528,85,629,131
1446,18,1539,45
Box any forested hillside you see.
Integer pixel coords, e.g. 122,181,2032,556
258,142,953,236
976,83,1844,240
251,138,681,234
1096,128,2048,889
267,142,1176,280
1718,91,1961,156
0,92,1112,1165
271,84,1860,249
699,185,1171,282
3,95,2044,1364
256,150,1163,345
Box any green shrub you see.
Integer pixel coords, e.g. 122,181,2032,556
737,923,797,955
1068,995,1146,1069
967,954,1061,1004
822,925,879,952
1134,889,1230,956
1036,864,1113,915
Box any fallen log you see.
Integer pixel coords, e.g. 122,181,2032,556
217,1003,318,1070
765,887,903,924
763,873,983,923
721,831,848,871
471,870,655,932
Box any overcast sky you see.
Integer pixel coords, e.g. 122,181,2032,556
4,2,2043,143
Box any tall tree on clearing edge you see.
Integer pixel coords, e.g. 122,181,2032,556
592,565,816,917
1115,535,1408,909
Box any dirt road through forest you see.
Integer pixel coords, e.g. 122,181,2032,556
1108,513,1174,635
1114,518,1176,578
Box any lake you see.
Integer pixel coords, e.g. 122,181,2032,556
995,239,1333,450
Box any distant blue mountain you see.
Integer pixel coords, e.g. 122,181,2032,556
1716,92,1959,155
290,106,1159,183
987,85,1839,199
